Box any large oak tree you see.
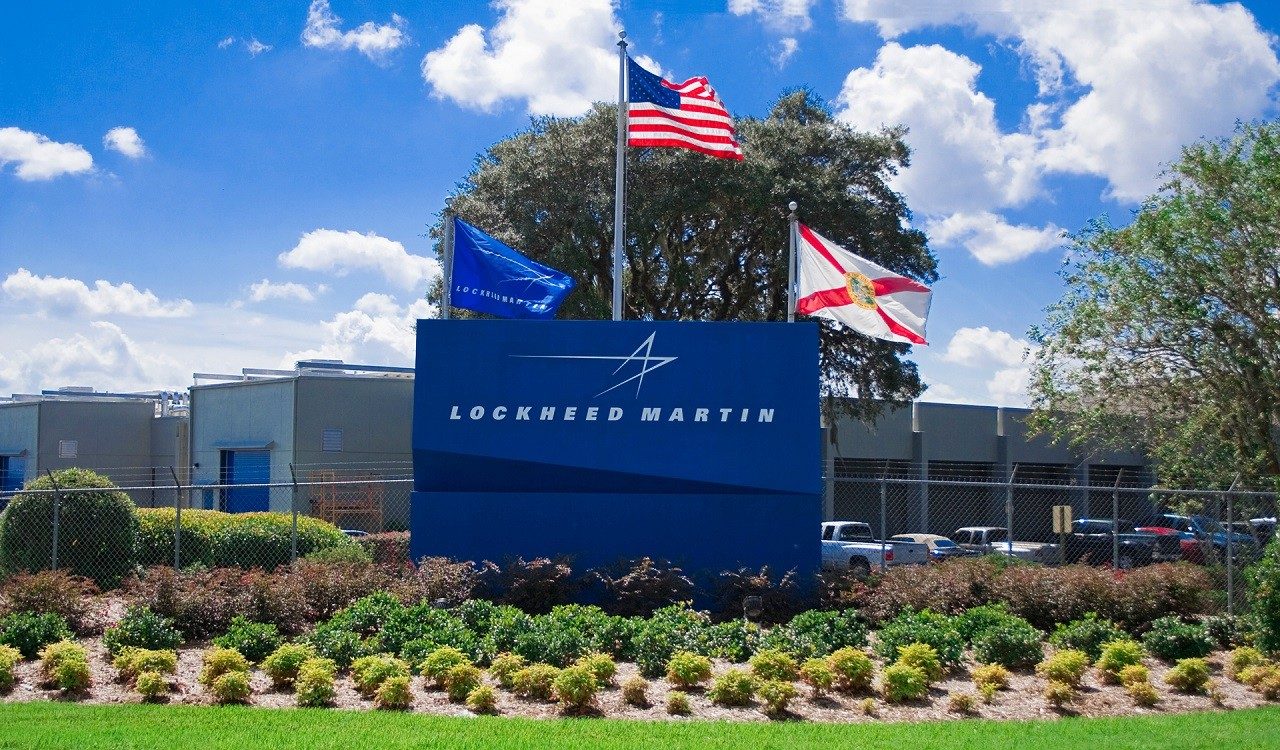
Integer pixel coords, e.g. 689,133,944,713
432,91,937,420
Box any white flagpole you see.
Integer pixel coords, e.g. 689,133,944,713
441,210,455,320
612,31,629,321
787,201,798,322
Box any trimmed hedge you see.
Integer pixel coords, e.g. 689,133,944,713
135,508,358,571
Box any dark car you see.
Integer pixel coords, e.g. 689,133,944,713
1064,518,1182,569
1139,513,1259,563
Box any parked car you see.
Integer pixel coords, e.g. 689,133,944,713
1132,524,1205,564
1065,518,1182,569
1139,513,1259,563
951,526,1059,565
1251,517,1277,544
821,521,929,576
889,533,979,562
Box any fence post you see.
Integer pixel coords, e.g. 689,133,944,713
289,463,300,566
1225,475,1240,618
169,467,183,570
1006,464,1017,557
879,461,888,573
1112,468,1123,569
44,469,62,571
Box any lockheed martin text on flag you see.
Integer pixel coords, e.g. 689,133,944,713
448,217,575,320
794,223,932,345
626,57,743,161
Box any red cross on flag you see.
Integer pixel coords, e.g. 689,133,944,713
795,223,932,344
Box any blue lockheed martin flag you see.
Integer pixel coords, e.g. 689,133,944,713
449,217,575,319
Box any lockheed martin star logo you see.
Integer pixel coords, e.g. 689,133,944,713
512,332,677,398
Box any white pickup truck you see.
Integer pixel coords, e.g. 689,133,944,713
952,526,1059,565
821,521,930,576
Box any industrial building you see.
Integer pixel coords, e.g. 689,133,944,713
188,362,414,529
826,400,1152,541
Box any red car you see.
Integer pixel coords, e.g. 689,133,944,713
1133,525,1204,564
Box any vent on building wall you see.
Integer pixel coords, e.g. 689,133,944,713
322,428,343,453
58,440,78,459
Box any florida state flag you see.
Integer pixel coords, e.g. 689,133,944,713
795,223,932,344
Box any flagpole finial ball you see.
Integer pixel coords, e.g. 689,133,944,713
619,30,626,40
788,201,797,211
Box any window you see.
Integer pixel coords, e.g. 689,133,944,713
988,528,1008,543
821,525,832,540
57,440,78,459
321,428,343,452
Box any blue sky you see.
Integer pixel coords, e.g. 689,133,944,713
2,1,1279,405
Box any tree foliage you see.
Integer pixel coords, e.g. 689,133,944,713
1028,122,1280,488
433,91,936,417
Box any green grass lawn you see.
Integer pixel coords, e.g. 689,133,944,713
2,703,1279,750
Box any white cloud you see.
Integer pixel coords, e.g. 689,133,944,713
246,279,325,304
2,269,194,318
937,325,1037,405
728,0,815,33
217,36,235,49
277,229,440,290
302,0,406,62
422,0,625,116
835,43,1042,217
245,38,272,56
772,37,799,67
0,127,93,181
0,321,185,395
285,292,436,366
840,0,1280,202
103,126,146,158
927,211,1063,265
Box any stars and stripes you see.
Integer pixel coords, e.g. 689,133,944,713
626,56,743,161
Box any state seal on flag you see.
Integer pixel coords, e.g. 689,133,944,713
844,271,878,310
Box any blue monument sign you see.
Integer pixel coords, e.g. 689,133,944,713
410,319,820,577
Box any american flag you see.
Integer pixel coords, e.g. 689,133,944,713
626,57,743,161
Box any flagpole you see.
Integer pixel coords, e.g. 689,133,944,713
441,210,454,320
612,30,628,322
787,201,798,322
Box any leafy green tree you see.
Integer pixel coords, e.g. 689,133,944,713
1029,122,1280,488
432,92,937,418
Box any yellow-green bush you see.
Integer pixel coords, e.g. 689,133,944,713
512,664,560,700
665,690,691,715
0,644,20,691
748,648,798,682
351,654,409,698
466,684,498,714
113,647,177,684
134,507,358,571
708,668,757,707
1164,657,1211,693
880,663,929,702
374,675,413,710
262,643,317,690
1096,639,1145,683
211,670,252,704
1226,646,1266,681
553,664,599,711
758,679,797,717
971,663,1010,691
895,642,943,683
418,646,470,689
828,647,874,692
135,670,170,701
575,652,616,686
1126,680,1160,706
621,675,649,706
666,651,712,689
1036,649,1090,688
444,663,483,703
295,658,338,707
198,646,249,687
1118,663,1150,687
799,657,834,696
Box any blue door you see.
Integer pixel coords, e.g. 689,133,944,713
221,450,270,513
0,456,24,508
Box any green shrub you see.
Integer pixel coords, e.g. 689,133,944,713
708,668,758,707
1126,680,1160,706
351,654,409,697
0,611,73,659
972,620,1044,669
510,605,634,666
1044,679,1076,707
488,652,526,690
1036,650,1090,688
134,508,358,571
113,647,178,683
135,670,169,701
1142,616,1214,662
632,604,711,678
799,657,834,697
894,642,943,683
574,652,617,685
419,646,471,688
1049,613,1128,659
954,603,1019,643
303,628,368,670
466,684,499,714
211,670,252,704
874,610,965,669
971,663,1010,691
375,675,413,710
859,696,878,714
102,606,182,657
552,664,599,711
1164,657,1211,693
1246,537,1280,652
0,644,20,691
444,663,483,702
621,675,649,706
666,651,713,688
828,647,874,692
512,664,560,700
198,646,250,686
880,663,929,702
379,601,479,662
748,648,798,682
53,656,91,692
295,658,338,707
303,544,373,565
261,643,316,690
760,609,867,659
40,640,90,692
948,691,978,714
1201,614,1246,649
702,619,761,662
0,468,138,587
1227,646,1267,681
665,690,692,715
978,682,998,704
1096,639,1146,683
213,616,282,664
757,679,797,717
1118,663,1150,687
